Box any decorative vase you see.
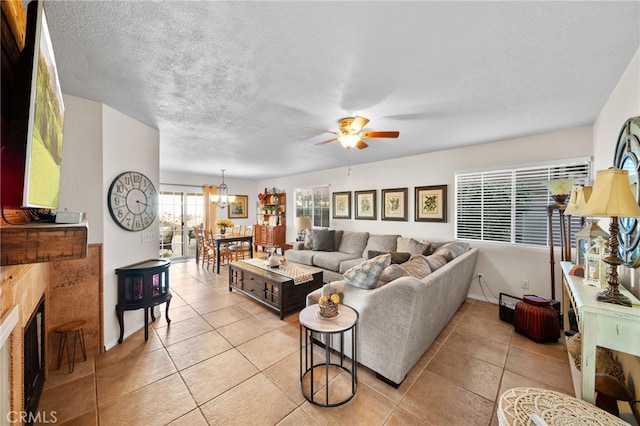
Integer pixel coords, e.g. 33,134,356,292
220,228,226,235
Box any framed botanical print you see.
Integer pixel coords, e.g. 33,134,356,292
332,191,351,219
355,190,377,220
229,195,249,219
415,185,447,222
381,188,408,221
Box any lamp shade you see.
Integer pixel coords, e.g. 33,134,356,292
295,216,312,230
543,178,580,204
581,168,640,218
564,185,593,216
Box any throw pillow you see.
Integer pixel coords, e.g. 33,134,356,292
433,241,469,260
367,250,411,264
425,253,448,271
344,254,392,289
380,264,410,282
303,231,314,250
397,237,435,255
399,255,432,278
312,229,335,251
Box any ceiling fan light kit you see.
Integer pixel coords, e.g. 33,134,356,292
315,116,399,150
210,169,235,209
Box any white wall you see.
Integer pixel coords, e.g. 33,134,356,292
59,95,103,244
102,105,160,349
257,125,593,302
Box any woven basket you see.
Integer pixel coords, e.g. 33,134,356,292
318,303,339,318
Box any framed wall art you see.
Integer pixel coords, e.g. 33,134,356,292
381,188,408,221
355,190,377,220
229,195,248,219
332,191,351,219
415,185,447,222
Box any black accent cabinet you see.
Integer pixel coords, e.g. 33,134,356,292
115,258,171,343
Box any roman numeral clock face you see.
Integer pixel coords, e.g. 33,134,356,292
108,171,157,231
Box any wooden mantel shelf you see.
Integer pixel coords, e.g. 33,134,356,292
1,221,88,266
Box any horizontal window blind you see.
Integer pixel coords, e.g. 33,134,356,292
455,160,591,246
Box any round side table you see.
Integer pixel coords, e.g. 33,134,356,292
299,303,358,407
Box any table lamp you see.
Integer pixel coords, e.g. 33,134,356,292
295,216,312,241
544,178,580,205
565,185,609,266
580,168,640,307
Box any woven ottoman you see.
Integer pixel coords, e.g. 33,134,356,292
512,295,560,342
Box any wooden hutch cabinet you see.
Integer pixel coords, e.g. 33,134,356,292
255,189,286,251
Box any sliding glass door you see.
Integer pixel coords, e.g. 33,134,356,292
159,191,204,259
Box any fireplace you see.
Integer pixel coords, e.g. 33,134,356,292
23,297,45,424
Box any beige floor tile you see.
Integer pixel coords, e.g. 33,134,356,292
37,374,96,424
426,345,503,401
264,351,309,405
167,408,209,426
96,327,163,369
189,292,239,315
51,409,97,426
301,380,396,425
456,310,514,343
43,356,95,390
505,346,574,395
400,370,495,425
201,304,252,328
99,373,196,425
180,348,259,405
442,328,509,368
510,331,568,362
200,373,297,425
498,369,573,397
385,406,433,425
217,315,281,346
237,327,299,370
155,315,214,346
166,330,233,370
276,407,319,426
152,304,199,328
96,347,176,406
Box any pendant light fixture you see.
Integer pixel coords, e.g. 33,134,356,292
210,169,236,209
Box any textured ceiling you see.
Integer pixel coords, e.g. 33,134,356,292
44,1,640,180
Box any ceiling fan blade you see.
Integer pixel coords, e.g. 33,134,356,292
306,127,338,135
355,140,368,150
350,116,370,132
360,131,400,139
315,137,338,146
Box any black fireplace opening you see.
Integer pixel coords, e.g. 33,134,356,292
24,296,45,424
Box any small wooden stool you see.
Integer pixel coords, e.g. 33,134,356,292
55,320,87,373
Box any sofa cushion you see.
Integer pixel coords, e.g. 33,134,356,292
338,231,370,256
380,264,410,282
344,254,392,289
363,234,399,257
367,250,411,264
425,253,448,271
334,230,344,251
284,249,316,266
339,257,366,273
397,237,435,255
312,229,335,251
313,251,360,272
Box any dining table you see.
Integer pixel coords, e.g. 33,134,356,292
211,233,254,274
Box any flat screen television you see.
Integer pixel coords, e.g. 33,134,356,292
1,0,65,211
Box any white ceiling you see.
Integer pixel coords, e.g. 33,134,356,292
44,1,640,180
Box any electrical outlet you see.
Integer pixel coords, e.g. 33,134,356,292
521,280,529,289
478,273,484,280
141,231,155,243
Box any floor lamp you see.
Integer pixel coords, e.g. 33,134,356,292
544,178,579,300
580,168,640,307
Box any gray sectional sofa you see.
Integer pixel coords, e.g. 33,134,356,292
286,230,479,386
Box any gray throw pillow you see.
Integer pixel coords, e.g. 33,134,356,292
425,253,448,271
397,237,435,255
400,255,432,278
434,241,469,259
344,254,392,289
312,229,335,251
303,231,314,250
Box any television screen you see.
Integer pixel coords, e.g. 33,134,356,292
22,0,65,209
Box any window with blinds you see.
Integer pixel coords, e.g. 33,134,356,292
455,159,591,246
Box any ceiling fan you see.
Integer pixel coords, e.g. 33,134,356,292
314,116,399,150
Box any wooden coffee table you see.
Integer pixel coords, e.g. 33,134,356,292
229,260,323,319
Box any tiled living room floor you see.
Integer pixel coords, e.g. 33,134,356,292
38,256,574,425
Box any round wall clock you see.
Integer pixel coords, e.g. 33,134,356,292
613,116,640,267
108,171,157,231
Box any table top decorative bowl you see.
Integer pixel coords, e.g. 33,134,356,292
318,293,340,319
